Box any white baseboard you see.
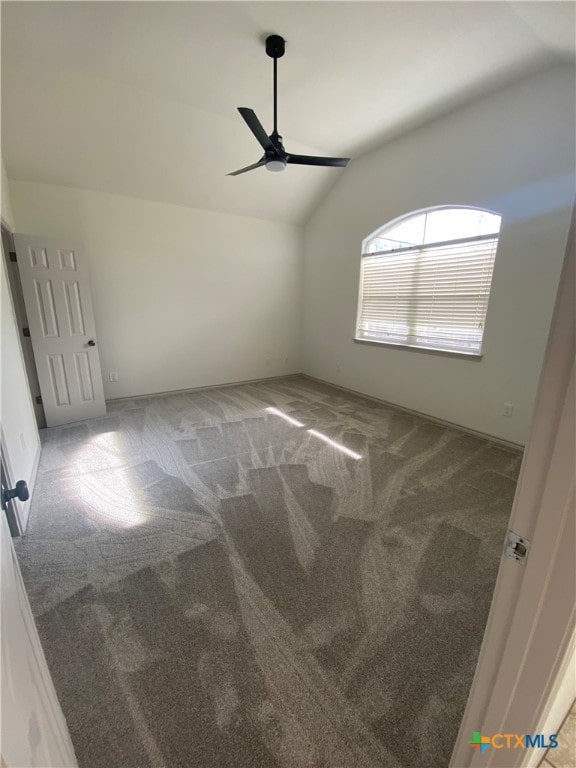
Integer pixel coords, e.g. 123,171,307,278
301,373,524,452
105,372,303,405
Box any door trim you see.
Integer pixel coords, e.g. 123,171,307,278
1,222,46,429
1,452,21,536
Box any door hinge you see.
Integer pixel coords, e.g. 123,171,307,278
504,530,530,564
35,395,42,405
22,327,30,337
9,251,17,262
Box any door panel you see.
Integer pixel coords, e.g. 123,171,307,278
63,281,85,335
14,235,106,427
0,514,78,766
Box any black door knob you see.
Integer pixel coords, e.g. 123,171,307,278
2,480,29,510
88,339,96,346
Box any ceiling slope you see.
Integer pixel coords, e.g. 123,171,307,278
2,1,574,224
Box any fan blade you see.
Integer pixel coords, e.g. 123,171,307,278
238,108,274,152
227,159,266,177
287,154,350,168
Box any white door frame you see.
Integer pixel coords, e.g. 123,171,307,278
1,223,46,429
450,207,575,767
1,449,21,536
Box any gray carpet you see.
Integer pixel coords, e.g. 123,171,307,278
15,375,522,768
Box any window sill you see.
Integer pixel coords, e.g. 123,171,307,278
353,337,484,360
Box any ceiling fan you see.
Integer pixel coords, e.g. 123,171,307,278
228,35,350,176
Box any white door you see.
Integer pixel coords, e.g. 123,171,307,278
0,513,78,767
14,235,106,427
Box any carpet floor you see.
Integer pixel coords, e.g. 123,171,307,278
15,375,521,768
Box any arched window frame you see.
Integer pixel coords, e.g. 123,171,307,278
355,206,502,356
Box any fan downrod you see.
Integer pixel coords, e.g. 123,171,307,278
265,35,285,59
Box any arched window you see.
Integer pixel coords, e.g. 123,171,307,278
356,206,502,355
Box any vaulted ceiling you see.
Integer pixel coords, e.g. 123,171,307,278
2,2,574,224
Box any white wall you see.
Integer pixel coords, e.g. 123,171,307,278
1,159,40,531
9,183,302,400
302,65,575,445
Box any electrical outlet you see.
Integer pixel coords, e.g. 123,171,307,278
109,371,119,382
503,402,513,417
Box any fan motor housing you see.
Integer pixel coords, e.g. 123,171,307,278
266,35,285,59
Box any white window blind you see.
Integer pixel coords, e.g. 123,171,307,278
356,234,499,354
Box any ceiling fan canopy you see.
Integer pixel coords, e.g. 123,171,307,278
228,35,350,177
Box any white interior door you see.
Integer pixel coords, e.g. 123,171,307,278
0,514,78,767
14,235,106,427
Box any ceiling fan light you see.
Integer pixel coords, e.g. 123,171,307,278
265,157,287,172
